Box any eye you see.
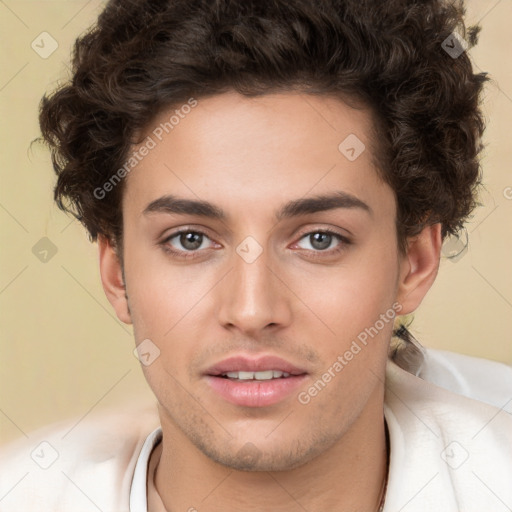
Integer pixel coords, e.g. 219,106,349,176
295,229,350,255
161,229,216,258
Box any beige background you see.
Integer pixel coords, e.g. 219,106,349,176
1,0,511,446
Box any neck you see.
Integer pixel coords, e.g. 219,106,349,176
153,391,388,512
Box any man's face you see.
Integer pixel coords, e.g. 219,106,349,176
119,91,403,470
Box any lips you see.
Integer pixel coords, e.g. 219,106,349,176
204,355,308,407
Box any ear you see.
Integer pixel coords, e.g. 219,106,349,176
98,235,132,325
396,223,442,315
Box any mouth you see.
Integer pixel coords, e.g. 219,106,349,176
204,355,308,407
216,370,293,380
205,354,307,377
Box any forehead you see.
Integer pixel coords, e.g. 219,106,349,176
122,91,394,221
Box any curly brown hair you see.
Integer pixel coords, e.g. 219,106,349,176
39,0,488,254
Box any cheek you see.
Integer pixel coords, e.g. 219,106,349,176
122,235,198,336
289,241,399,349
123,240,216,382
294,255,399,424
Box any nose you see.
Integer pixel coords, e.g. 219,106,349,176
216,245,292,336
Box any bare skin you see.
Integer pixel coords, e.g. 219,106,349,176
99,91,441,511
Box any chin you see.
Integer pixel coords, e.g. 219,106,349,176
196,433,334,473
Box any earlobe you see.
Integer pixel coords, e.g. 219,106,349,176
396,223,442,316
98,235,132,325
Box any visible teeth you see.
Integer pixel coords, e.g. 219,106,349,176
254,370,274,380
222,370,291,380
239,371,256,380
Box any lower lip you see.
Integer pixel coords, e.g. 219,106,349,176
205,375,308,407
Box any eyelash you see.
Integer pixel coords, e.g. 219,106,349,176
160,228,351,260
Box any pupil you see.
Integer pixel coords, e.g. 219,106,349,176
311,233,331,250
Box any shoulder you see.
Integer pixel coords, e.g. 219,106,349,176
418,347,512,408
0,400,160,512
384,359,512,512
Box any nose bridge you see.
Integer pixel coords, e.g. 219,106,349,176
217,238,289,333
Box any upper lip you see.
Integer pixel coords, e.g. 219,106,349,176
205,355,308,376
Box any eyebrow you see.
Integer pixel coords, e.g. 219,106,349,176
143,191,372,221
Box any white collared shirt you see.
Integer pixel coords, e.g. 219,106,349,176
129,426,163,512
